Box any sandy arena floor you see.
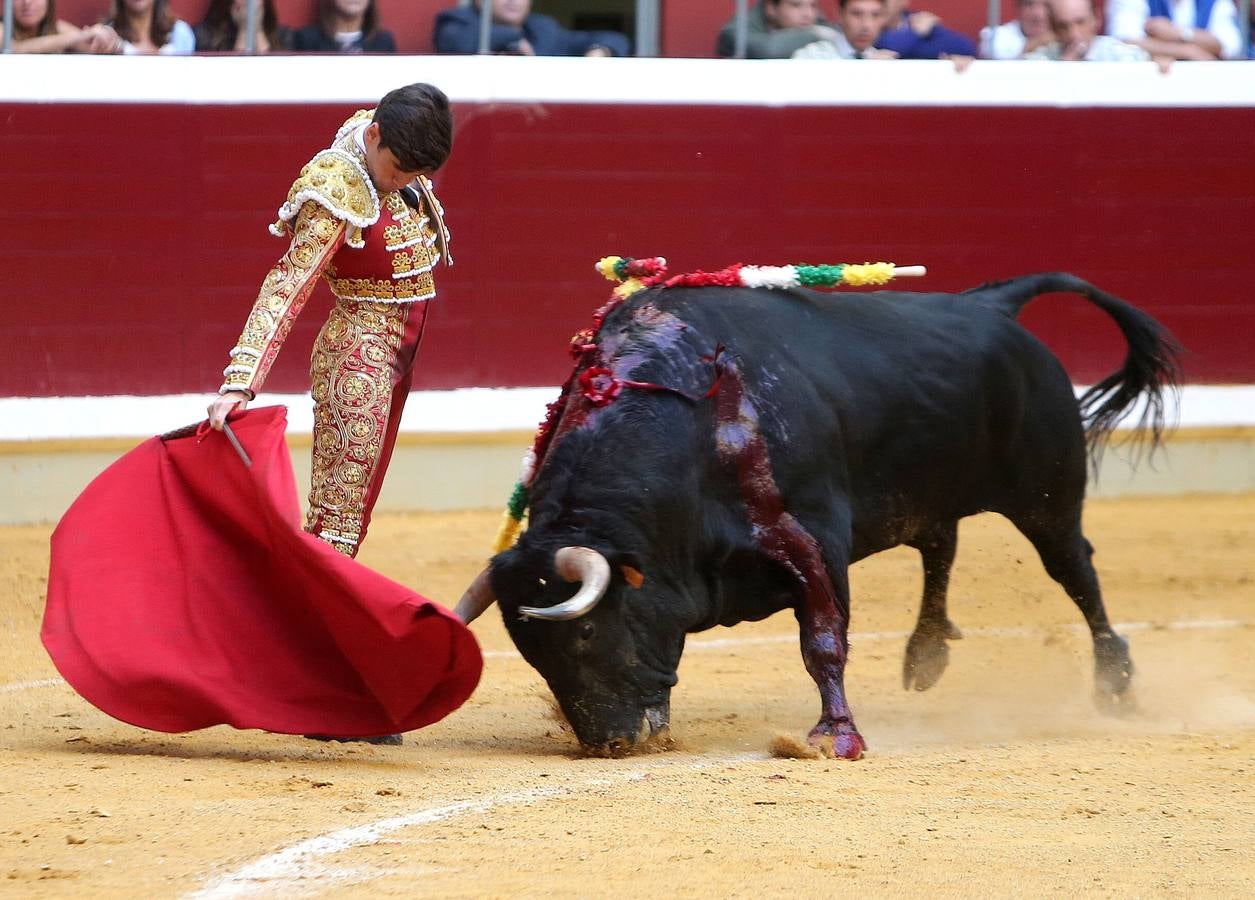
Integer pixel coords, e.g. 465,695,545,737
2,494,1253,897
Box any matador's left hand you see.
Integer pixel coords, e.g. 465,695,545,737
207,392,251,431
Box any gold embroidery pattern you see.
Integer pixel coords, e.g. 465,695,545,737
305,300,412,556
221,203,345,395
328,272,436,303
391,245,434,278
334,108,375,145
383,216,429,251
384,192,410,220
381,190,441,278
271,150,378,241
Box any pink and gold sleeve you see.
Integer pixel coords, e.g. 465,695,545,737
218,202,346,397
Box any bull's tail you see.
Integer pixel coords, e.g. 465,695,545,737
971,272,1183,466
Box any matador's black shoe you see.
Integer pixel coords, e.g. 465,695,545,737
303,733,403,746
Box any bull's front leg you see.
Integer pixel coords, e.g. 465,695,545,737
714,372,863,758
792,544,865,760
762,511,864,759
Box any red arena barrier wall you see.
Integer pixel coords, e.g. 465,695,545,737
2,57,1253,397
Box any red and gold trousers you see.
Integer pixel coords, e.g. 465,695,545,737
305,298,429,556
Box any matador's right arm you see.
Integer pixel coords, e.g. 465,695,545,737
218,202,346,398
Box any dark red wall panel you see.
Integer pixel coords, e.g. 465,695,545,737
2,100,1252,397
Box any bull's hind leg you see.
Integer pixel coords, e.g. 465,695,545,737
903,522,964,691
1013,516,1135,711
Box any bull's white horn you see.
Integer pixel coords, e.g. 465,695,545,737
518,547,611,622
454,567,497,625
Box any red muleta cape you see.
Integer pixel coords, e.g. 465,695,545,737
43,406,482,737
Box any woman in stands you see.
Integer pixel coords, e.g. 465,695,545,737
4,0,121,52
290,0,395,52
194,0,291,52
107,0,195,54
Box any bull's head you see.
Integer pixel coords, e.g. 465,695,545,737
457,545,684,756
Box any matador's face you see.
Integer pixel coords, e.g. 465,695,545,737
362,122,429,194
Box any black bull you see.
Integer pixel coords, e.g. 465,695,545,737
457,273,1180,758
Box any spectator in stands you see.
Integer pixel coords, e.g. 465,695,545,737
791,0,898,58
875,0,977,58
1105,0,1243,59
4,0,121,52
108,0,194,53
1247,0,1254,57
715,0,838,58
291,0,395,53
194,0,291,52
1026,0,1151,58
980,0,1053,58
435,0,630,56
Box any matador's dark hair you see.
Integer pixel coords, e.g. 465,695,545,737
373,83,454,174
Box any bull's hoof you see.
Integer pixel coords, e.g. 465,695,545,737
902,620,961,691
1094,684,1139,717
807,725,866,760
1092,632,1135,714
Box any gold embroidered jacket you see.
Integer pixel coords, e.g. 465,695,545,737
218,110,451,397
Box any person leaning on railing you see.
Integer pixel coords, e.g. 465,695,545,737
875,0,977,58
1025,0,1153,59
106,0,194,54
433,0,630,56
790,0,901,59
194,0,291,52
1106,0,1244,59
715,0,841,58
290,0,395,52
980,0,1055,58
3,0,121,52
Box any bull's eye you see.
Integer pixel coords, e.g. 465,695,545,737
578,622,595,641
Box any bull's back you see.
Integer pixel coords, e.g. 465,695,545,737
651,287,1087,544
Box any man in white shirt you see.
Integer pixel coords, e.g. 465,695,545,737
980,0,1053,58
1026,0,1152,59
791,0,898,58
1105,0,1243,59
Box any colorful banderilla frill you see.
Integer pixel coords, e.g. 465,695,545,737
490,255,927,552
595,256,927,297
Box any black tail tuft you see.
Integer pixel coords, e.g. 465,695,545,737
983,273,1183,470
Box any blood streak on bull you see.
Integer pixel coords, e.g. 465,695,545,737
715,361,865,760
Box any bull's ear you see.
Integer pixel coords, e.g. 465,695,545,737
619,565,645,589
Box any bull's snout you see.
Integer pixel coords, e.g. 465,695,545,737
581,702,672,757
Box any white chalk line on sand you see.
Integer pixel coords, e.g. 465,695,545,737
0,677,63,694
4,619,1249,693
187,751,765,900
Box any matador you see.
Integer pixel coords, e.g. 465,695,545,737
207,83,453,558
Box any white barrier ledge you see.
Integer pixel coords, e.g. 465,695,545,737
2,55,1254,108
0,385,1251,442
